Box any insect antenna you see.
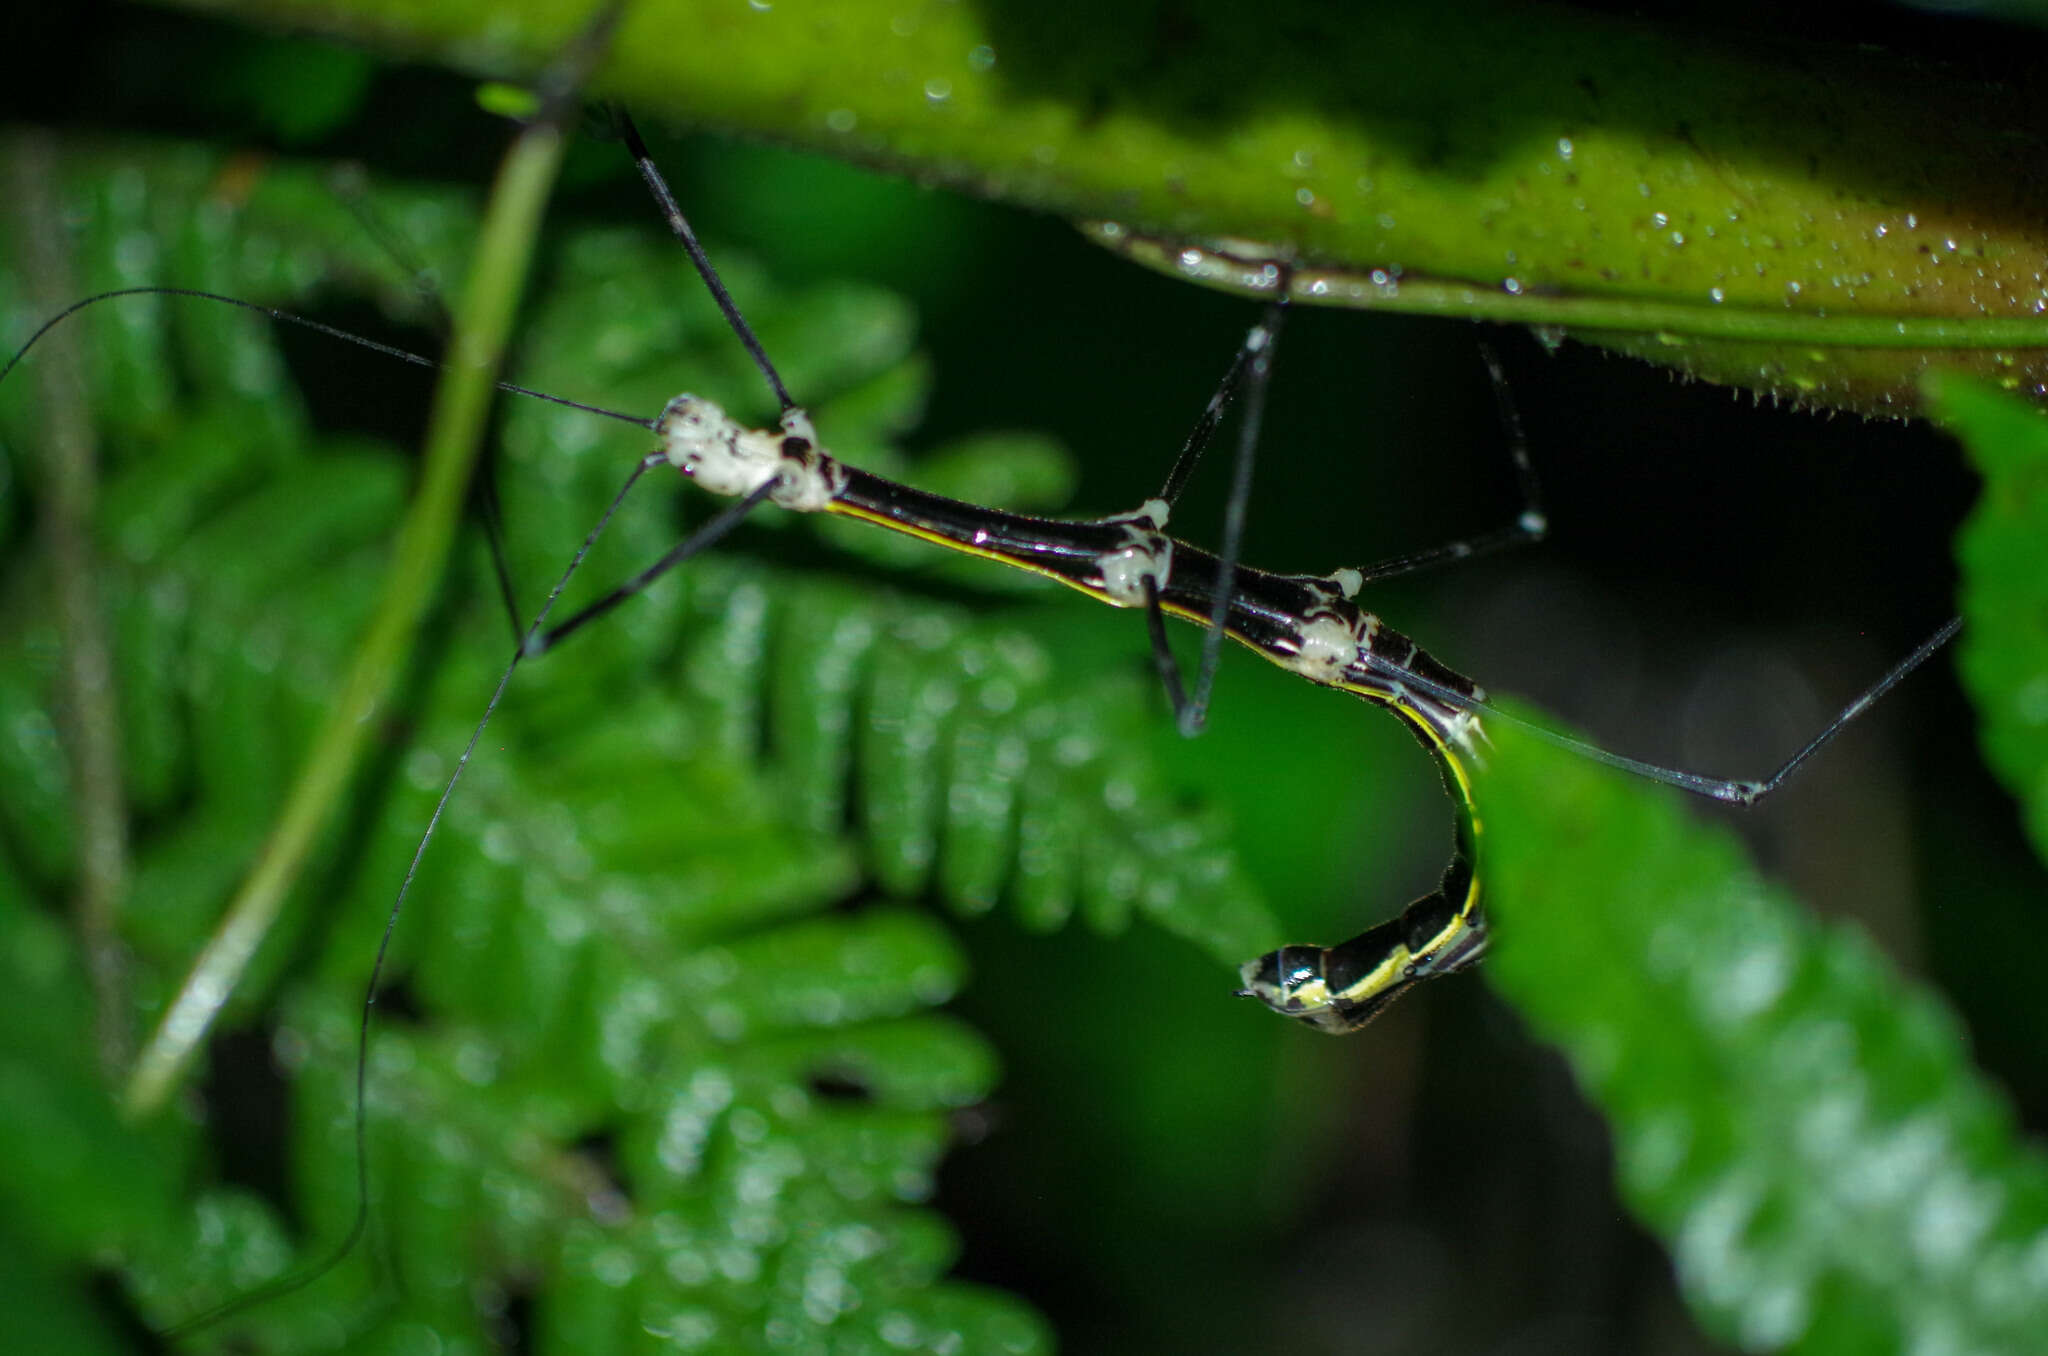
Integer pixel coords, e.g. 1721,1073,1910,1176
0,284,651,432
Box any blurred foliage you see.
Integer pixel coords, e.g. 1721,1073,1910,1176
1483,721,2048,1354
1475,376,2048,1354
3,5,2048,1355
1939,378,2048,865
0,140,1289,1352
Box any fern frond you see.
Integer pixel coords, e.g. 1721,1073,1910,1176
1,138,1291,1352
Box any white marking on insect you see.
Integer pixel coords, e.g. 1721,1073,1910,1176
1093,501,1175,606
656,394,845,511
1288,609,1374,683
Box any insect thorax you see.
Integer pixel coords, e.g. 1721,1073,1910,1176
656,394,846,511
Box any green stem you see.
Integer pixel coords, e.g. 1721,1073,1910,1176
121,95,572,1118
1093,223,2048,348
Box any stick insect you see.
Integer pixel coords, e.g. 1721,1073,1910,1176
0,52,1996,1356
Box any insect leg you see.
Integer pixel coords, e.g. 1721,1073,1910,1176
1331,343,1549,591
1359,613,1963,806
1110,302,1289,735
612,109,795,414
519,477,777,656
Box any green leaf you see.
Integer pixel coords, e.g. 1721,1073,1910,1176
1932,377,2048,863
1479,715,2048,1352
149,0,2048,413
